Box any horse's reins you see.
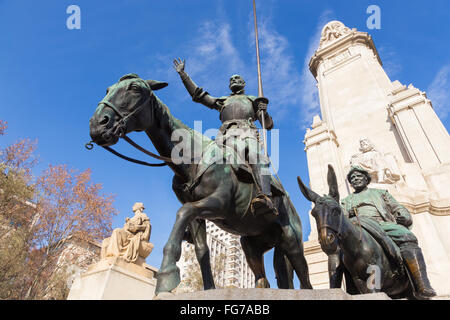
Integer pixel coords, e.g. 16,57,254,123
352,207,363,242
86,89,171,167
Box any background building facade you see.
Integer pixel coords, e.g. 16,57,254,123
177,221,255,292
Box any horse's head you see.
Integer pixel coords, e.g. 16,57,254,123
297,165,342,255
89,73,168,147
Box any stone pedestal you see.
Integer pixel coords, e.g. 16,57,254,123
156,288,391,300
67,257,157,300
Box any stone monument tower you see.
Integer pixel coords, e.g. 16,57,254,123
303,21,450,296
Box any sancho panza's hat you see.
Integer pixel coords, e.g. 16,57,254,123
347,165,371,184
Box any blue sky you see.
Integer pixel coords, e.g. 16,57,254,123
1,0,449,288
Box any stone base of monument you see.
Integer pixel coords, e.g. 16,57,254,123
67,257,157,300
155,288,391,300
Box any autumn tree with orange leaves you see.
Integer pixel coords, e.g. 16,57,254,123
0,120,38,299
0,120,118,299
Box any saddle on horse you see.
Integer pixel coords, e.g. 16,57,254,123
355,217,405,275
187,140,283,216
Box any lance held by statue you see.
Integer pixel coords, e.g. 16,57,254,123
173,58,276,216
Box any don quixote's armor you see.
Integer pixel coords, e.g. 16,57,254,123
175,60,276,216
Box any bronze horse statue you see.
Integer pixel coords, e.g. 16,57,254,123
89,74,312,294
297,165,416,299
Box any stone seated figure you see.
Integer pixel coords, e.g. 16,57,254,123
101,202,154,266
350,137,401,184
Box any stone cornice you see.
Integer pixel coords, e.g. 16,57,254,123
309,31,381,79
402,201,450,216
303,126,339,151
388,85,429,115
304,239,325,255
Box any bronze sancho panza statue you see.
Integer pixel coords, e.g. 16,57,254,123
173,59,276,215
298,165,436,299
341,166,436,299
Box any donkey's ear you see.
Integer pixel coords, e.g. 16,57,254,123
146,80,168,91
327,165,340,202
297,176,320,203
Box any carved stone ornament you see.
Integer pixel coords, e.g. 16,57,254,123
319,21,352,49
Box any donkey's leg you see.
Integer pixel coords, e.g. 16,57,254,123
328,250,344,289
273,246,294,289
189,219,215,290
279,225,313,289
241,236,271,288
343,265,360,294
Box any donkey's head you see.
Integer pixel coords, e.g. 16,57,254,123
297,165,343,255
89,73,168,147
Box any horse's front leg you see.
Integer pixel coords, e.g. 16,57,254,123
156,203,199,294
190,219,215,290
156,194,224,294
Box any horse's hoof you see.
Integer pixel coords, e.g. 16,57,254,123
255,278,270,288
155,266,181,295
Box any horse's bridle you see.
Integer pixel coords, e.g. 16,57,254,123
317,206,344,240
317,204,363,242
86,87,172,167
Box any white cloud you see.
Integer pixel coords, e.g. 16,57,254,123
173,13,307,122
184,21,245,94
427,64,450,120
377,46,401,79
149,7,335,128
256,20,303,120
298,10,334,129
146,20,245,99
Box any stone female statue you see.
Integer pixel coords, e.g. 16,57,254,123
101,202,154,264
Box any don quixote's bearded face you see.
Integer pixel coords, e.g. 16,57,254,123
229,74,246,93
89,74,167,147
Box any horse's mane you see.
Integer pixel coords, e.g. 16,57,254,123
121,73,213,150
152,92,212,149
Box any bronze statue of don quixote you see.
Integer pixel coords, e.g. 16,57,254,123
87,1,435,300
